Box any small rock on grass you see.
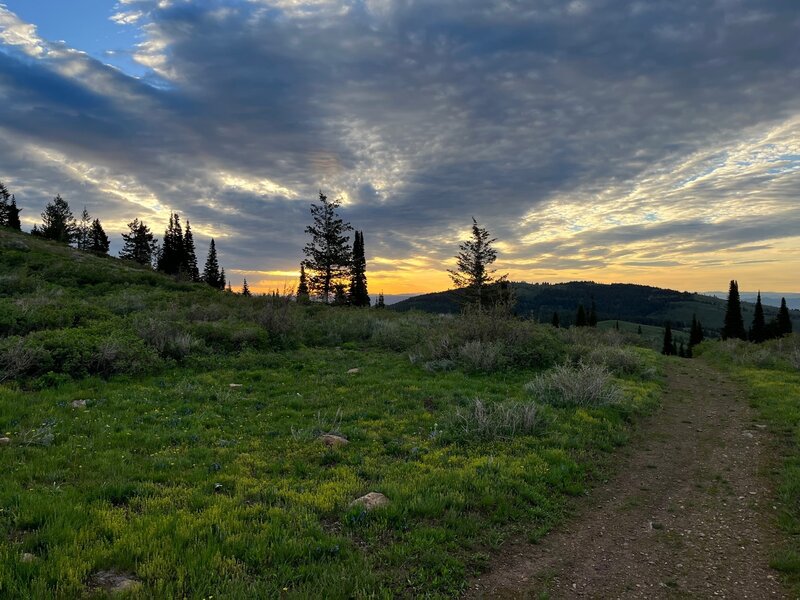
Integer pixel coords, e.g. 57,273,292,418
0,437,11,445
319,434,349,447
21,553,36,563
350,492,389,511
71,399,87,409
347,368,360,374
229,383,243,388
88,571,141,594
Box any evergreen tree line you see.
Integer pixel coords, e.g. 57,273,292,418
721,280,792,343
7,189,228,291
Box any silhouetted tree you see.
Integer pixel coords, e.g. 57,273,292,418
448,217,505,307
303,192,352,303
76,207,92,250
297,264,310,303
637,325,643,335
34,194,77,244
119,219,159,266
575,304,587,327
332,282,349,306
6,196,21,230
88,219,110,255
0,181,9,225
588,299,598,327
777,297,793,336
375,292,386,309
551,312,560,328
722,280,746,340
662,322,674,355
157,213,186,275
241,278,251,297
220,268,226,291
749,291,766,343
183,221,200,281
202,239,225,289
349,230,370,307
689,314,705,348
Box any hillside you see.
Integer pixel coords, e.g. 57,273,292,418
392,281,800,335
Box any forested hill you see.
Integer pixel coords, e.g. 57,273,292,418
391,281,800,334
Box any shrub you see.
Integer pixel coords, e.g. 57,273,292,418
525,361,623,407
457,340,507,372
444,398,538,441
137,317,200,360
585,346,643,376
0,338,46,382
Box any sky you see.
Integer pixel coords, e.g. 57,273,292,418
1,0,799,295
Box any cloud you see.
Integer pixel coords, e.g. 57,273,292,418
0,0,799,292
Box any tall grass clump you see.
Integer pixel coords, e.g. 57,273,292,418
525,361,623,406
444,398,538,442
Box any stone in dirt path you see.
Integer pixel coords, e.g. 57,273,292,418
468,359,787,599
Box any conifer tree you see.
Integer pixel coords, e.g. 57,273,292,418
183,221,200,281
448,217,505,307
637,325,643,335
349,230,370,307
689,314,705,347
678,342,686,358
202,239,225,289
588,299,598,327
303,192,352,303
157,213,186,275
749,291,766,343
119,219,159,266
376,292,386,309
88,219,110,255
551,312,560,328
0,181,10,226
35,194,77,244
332,282,349,306
575,304,587,327
241,278,251,296
777,297,793,336
662,322,674,355
220,268,226,291
76,207,92,250
7,195,21,230
297,264,310,303
614,320,620,331
721,280,747,340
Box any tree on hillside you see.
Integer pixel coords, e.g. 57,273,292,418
76,207,92,250
575,304,587,327
303,192,352,303
777,297,793,336
588,299,598,327
551,312,560,328
220,267,227,290
332,282,349,306
183,221,200,281
689,314,704,347
33,195,77,244
6,196,21,230
637,325,643,335
202,239,225,290
349,230,370,307
157,213,186,276
241,278,251,297
119,219,159,266
721,280,746,340
662,322,674,355
0,182,17,228
88,219,110,255
297,264,310,303
375,292,386,309
749,291,766,343
448,217,505,307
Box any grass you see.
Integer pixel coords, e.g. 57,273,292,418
0,227,664,597
699,336,800,595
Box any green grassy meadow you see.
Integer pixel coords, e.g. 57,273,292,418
2,228,664,597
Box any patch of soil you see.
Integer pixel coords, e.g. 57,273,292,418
467,359,787,598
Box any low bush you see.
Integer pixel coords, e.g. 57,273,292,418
444,398,538,442
525,361,623,407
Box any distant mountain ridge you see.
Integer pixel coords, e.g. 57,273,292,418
391,281,800,335
704,292,800,311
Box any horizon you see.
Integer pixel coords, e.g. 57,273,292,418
1,1,799,294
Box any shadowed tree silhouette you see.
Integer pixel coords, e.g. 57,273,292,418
721,280,746,340
303,192,352,304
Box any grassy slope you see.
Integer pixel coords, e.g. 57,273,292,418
0,228,663,597
699,338,800,594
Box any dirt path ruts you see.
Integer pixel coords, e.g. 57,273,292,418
467,359,786,599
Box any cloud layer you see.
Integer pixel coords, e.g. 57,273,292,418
1,0,799,292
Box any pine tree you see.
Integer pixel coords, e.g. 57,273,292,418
332,282,349,306
750,291,766,343
777,297,793,336
220,267,226,291
588,299,598,327
297,264,310,303
689,314,705,347
157,213,186,275
637,325,643,335
241,278,251,297
0,181,10,226
35,194,77,244
575,304,587,327
202,239,224,289
7,195,21,230
721,280,747,340
349,230,370,307
88,219,110,254
614,320,620,331
76,207,92,250
183,221,200,281
662,322,674,355
119,219,159,266
448,217,505,307
551,312,560,328
376,292,386,309
678,342,686,358
303,192,352,303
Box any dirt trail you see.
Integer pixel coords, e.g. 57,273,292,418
468,359,786,599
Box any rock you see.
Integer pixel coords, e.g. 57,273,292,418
71,399,87,409
0,437,10,445
347,368,360,374
350,492,389,511
320,434,349,447
229,383,243,388
21,553,36,563
88,571,141,594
